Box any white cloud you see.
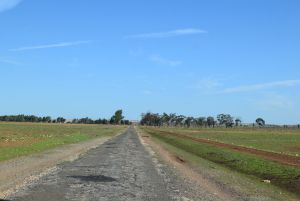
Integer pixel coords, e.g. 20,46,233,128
10,40,91,51
0,0,22,13
222,80,300,93
149,55,181,66
127,28,207,39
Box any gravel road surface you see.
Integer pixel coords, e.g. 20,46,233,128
6,127,222,201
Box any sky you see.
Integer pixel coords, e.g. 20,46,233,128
0,0,300,124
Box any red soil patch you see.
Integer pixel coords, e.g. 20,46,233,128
0,141,25,148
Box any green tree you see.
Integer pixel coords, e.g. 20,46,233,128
112,109,124,124
256,118,265,127
217,114,234,127
56,117,66,123
235,118,242,127
207,116,215,127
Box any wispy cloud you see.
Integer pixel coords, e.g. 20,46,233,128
9,40,91,51
0,57,23,65
195,77,222,90
254,93,295,111
149,55,181,66
127,28,207,39
222,80,300,93
0,0,22,13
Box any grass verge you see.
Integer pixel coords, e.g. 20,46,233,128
141,127,300,197
155,127,300,156
0,122,126,161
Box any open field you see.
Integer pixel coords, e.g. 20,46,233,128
0,122,126,162
151,127,300,156
140,126,300,197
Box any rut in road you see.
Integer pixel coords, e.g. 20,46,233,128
7,127,222,201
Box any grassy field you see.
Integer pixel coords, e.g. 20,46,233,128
0,122,126,161
152,127,300,156
140,126,300,197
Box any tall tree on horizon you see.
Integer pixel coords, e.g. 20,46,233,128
112,109,124,124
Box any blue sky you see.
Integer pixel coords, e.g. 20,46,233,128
0,0,300,124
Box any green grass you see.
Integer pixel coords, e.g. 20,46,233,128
0,122,126,161
148,132,295,201
141,127,300,197
154,127,300,156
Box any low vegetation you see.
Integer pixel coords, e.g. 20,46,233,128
0,122,126,161
140,126,300,196
151,127,300,156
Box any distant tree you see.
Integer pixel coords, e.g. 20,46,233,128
124,120,130,125
111,110,124,124
56,117,66,123
109,116,115,124
256,118,265,127
184,117,194,128
168,113,177,126
235,118,242,127
217,114,234,127
102,119,108,124
42,116,51,123
175,115,186,127
160,113,170,126
197,117,206,127
140,112,161,126
77,117,94,124
207,116,215,127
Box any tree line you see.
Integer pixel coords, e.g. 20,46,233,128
0,110,130,125
140,112,267,128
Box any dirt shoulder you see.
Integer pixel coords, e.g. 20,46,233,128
136,127,297,201
136,127,239,201
0,133,121,199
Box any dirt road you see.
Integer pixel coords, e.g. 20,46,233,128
5,127,225,201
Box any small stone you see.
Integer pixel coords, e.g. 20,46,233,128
262,179,271,183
